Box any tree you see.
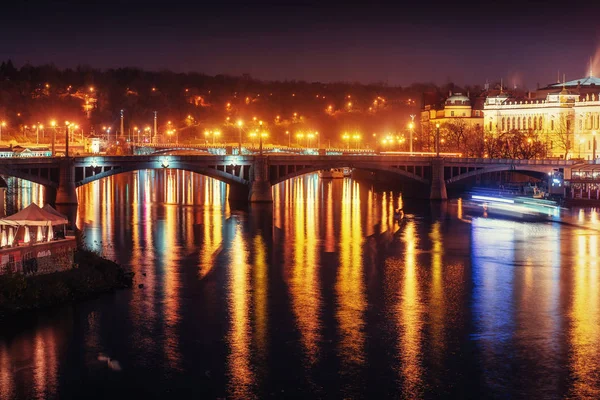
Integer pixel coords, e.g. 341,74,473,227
550,114,572,159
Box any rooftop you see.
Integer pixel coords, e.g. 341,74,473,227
547,76,600,88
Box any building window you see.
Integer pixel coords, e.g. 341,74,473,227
512,117,516,130
502,118,505,131
451,111,455,116
551,120,554,131
539,116,543,130
489,121,492,131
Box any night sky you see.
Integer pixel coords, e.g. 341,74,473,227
2,0,600,88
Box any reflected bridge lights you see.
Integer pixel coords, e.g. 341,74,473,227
161,156,170,168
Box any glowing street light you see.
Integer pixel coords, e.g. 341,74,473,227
342,133,350,149
296,132,305,147
352,134,361,149
50,120,57,156
408,115,416,153
435,123,441,157
237,120,244,154
259,131,268,155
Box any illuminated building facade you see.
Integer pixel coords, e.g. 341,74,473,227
420,92,485,149
483,74,600,160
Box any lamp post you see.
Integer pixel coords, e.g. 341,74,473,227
237,120,243,154
342,133,350,149
65,122,70,157
0,121,5,143
259,132,267,155
409,114,416,153
352,134,361,149
50,120,57,156
285,130,290,147
435,123,440,157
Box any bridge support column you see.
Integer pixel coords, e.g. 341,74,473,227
55,159,79,228
429,158,448,200
249,156,273,203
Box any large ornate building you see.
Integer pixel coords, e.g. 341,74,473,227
484,75,600,160
421,73,600,160
420,91,485,150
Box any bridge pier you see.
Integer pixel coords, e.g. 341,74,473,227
249,156,273,203
429,158,448,200
55,159,78,228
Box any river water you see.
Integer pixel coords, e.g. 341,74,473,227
1,170,599,399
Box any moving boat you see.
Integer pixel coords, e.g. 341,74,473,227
318,168,344,179
464,191,560,222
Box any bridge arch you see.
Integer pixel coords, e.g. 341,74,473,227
75,161,250,188
269,162,429,186
446,164,552,184
0,165,58,188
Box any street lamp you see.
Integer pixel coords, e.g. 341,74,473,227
342,133,350,149
296,133,305,147
259,132,268,155
408,119,415,153
50,120,57,156
352,134,361,149
307,132,315,148
435,123,441,157
237,120,243,154
285,130,290,147
65,121,71,157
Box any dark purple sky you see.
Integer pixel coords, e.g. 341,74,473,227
2,0,600,88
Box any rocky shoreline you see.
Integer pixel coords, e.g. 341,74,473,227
0,249,133,318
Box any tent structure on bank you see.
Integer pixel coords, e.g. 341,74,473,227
42,204,68,220
0,203,68,246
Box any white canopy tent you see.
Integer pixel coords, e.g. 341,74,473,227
0,203,68,246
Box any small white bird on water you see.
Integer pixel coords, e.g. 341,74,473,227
98,353,122,371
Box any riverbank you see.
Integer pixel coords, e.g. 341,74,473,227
0,249,133,318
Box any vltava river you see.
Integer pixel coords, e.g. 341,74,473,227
1,170,599,399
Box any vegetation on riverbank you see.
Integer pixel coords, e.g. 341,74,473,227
0,249,133,318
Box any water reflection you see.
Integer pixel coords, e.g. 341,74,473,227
228,223,253,399
288,176,322,365
2,172,600,399
569,228,600,398
337,179,365,368
397,219,424,395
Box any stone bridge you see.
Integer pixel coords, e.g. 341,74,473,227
0,155,578,212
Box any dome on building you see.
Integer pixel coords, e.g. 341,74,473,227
445,93,471,105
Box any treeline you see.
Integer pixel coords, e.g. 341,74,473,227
0,60,454,146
